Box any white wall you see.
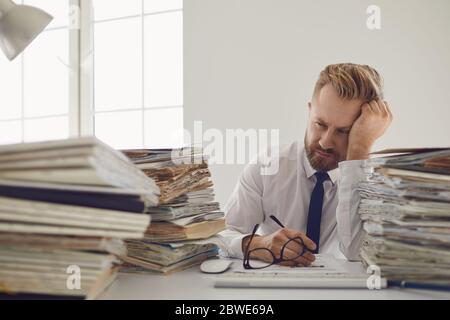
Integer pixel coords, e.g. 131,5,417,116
184,0,450,207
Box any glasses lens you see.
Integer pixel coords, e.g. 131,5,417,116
280,237,306,261
246,248,274,269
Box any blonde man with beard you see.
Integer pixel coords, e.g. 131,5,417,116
221,63,393,266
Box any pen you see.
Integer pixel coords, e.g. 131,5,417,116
269,215,312,254
388,280,450,292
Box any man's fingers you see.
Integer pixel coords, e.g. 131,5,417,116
302,251,316,263
379,100,392,123
377,100,393,134
278,260,297,267
283,229,317,251
365,100,393,127
361,102,371,115
283,243,315,264
281,248,312,267
284,248,313,267
287,252,313,267
366,101,376,114
279,259,311,268
376,99,388,117
369,100,382,114
282,238,315,263
384,101,394,120
281,247,300,260
277,247,300,266
293,255,313,267
282,237,303,254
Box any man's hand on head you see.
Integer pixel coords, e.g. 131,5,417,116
346,99,393,160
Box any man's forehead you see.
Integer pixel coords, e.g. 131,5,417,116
312,85,363,126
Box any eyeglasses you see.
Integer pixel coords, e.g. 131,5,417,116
243,215,310,269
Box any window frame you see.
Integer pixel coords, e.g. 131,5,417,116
79,0,94,136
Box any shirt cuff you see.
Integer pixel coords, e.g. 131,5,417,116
228,233,250,260
338,159,365,175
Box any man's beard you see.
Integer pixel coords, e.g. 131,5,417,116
304,134,340,172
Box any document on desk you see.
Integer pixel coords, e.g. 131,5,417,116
234,254,341,273
228,254,345,275
214,254,381,289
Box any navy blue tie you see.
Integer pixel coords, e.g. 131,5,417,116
306,172,329,254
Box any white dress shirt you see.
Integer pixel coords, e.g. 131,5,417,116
218,141,365,261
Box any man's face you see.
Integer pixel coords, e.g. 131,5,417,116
305,84,363,171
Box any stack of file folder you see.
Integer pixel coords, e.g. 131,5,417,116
120,147,225,274
0,137,159,299
358,147,450,285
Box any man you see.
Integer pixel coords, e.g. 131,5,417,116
220,63,393,266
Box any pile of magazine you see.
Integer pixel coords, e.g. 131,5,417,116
120,147,225,274
0,137,159,299
358,147,450,284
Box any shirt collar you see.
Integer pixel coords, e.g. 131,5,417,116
301,147,339,185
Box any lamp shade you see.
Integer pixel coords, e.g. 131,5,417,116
0,0,53,61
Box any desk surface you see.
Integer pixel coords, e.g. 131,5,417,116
99,260,450,300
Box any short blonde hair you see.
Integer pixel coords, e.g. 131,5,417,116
313,63,383,101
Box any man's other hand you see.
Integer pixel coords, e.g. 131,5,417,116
241,228,317,267
347,99,393,160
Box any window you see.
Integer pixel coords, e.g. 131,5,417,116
92,0,184,149
0,0,71,144
0,0,184,149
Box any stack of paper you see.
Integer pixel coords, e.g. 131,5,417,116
142,162,212,204
122,241,219,275
120,147,225,274
0,137,158,299
358,147,450,284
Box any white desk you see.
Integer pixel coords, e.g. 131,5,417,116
99,260,450,300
